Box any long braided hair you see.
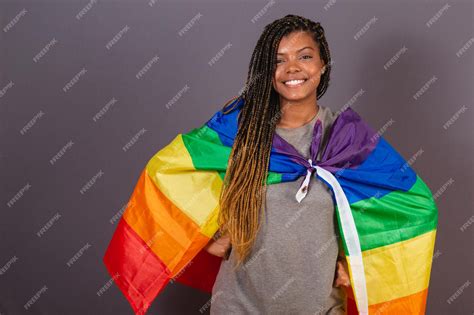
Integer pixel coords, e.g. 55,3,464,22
218,14,332,270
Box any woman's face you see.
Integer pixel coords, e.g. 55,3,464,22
272,31,325,103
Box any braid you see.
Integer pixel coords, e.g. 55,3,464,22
218,14,332,270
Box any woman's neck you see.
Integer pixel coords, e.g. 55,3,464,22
276,100,320,129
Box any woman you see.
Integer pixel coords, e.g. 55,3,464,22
204,14,350,314
103,13,438,315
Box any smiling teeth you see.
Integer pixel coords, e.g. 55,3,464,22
285,79,305,86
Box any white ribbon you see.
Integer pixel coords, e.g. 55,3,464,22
295,159,369,314
295,159,315,203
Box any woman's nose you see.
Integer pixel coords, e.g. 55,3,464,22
286,59,301,73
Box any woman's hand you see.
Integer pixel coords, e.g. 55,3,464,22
204,232,232,259
333,256,351,288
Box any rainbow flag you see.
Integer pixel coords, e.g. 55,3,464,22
103,97,438,314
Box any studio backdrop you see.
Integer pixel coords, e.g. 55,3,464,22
1,0,473,314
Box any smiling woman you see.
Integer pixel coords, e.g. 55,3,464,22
273,33,328,130
274,35,328,129
216,15,334,271
208,14,347,315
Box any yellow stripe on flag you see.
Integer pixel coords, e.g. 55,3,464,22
362,229,436,305
146,134,223,238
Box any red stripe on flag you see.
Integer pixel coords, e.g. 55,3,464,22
103,218,171,315
173,246,223,293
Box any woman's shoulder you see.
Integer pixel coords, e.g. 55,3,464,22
318,105,338,128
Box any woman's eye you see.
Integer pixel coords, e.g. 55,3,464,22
276,55,311,63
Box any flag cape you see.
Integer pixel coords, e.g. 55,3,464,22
103,97,438,314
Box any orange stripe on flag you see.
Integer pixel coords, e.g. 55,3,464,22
123,169,212,276
368,288,428,315
345,286,428,314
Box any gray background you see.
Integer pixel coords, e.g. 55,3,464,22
1,0,473,314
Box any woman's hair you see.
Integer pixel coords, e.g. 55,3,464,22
217,14,332,270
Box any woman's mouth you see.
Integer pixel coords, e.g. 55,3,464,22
283,79,307,88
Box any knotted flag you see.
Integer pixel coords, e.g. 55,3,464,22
103,96,438,314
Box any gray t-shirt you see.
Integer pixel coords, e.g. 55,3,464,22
210,105,346,315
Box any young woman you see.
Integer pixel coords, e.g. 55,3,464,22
204,14,351,314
